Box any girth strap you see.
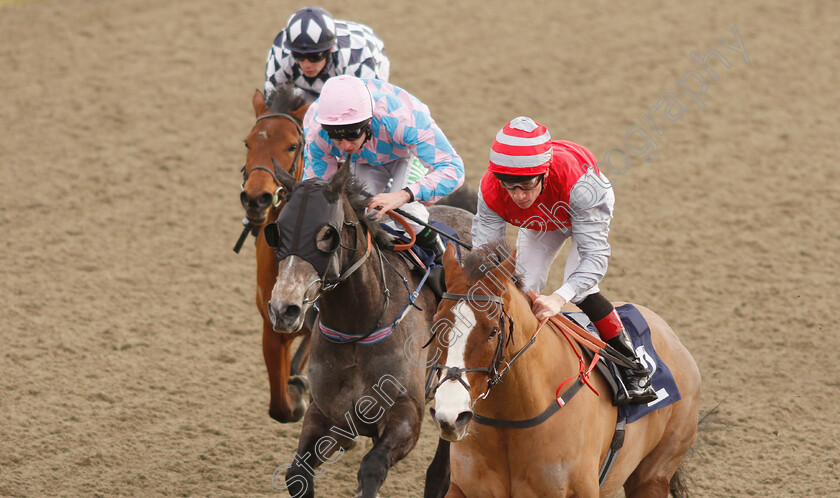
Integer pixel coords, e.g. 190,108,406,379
598,414,627,487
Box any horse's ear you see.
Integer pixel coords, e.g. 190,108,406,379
443,243,467,290
253,89,268,117
324,161,351,202
291,102,312,123
488,247,519,289
271,157,298,193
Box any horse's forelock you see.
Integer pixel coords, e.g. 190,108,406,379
265,83,307,113
462,242,524,290
339,174,392,249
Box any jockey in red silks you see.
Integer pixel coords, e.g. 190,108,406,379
472,116,657,404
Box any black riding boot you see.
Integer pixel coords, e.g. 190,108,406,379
415,227,446,265
606,329,659,405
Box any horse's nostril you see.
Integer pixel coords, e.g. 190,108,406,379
455,411,473,427
283,305,301,321
240,191,250,208
257,193,273,209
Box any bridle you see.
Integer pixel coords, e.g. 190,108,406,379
427,291,605,430
233,112,306,254
240,112,306,205
426,293,529,404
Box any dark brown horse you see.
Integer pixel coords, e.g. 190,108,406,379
239,84,312,423
428,244,702,497
263,164,473,498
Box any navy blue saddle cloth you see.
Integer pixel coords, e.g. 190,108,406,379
564,304,682,424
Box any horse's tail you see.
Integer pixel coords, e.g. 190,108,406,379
669,402,721,497
436,184,478,214
669,464,690,498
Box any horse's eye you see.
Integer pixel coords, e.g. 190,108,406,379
316,225,340,253
288,143,298,152
243,140,250,150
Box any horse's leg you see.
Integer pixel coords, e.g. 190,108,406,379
444,481,467,498
356,398,422,498
623,409,699,498
625,316,701,498
262,318,308,423
283,402,344,498
290,330,311,377
424,438,451,498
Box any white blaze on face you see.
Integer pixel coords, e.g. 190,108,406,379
271,255,314,304
433,301,476,425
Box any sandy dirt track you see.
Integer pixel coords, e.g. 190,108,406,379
2,0,839,496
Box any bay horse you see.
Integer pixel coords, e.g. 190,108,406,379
428,243,701,497
263,163,473,498
239,84,312,423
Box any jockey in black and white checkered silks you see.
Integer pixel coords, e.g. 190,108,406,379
264,6,390,103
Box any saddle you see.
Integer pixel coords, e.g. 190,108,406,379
563,305,681,423
380,221,462,302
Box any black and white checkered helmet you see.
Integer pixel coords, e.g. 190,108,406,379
283,6,336,54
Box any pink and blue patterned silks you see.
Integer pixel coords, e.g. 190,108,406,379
303,78,464,204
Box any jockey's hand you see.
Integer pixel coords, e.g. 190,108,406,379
532,293,566,321
368,190,412,220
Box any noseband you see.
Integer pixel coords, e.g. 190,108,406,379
426,293,517,403
240,112,305,205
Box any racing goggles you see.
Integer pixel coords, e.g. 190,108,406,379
292,51,329,63
322,120,371,142
499,175,543,191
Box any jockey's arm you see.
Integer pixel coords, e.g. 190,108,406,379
264,35,291,96
554,171,615,303
402,125,465,205
471,190,508,248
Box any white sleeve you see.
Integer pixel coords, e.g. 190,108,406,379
471,189,507,248
561,170,615,297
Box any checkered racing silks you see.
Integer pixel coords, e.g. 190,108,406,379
265,20,389,101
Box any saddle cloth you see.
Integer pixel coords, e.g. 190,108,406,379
565,304,682,424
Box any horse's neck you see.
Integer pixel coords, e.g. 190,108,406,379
476,293,578,419
318,245,390,330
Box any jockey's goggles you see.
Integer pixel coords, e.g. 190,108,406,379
292,50,330,63
500,175,543,191
322,120,371,142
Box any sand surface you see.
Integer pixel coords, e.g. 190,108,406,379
2,0,838,495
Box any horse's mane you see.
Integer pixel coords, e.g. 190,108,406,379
462,241,525,290
265,83,307,114
338,174,394,249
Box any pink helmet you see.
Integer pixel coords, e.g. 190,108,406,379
488,116,553,176
315,75,373,126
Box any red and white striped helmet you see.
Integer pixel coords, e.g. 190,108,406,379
488,116,552,176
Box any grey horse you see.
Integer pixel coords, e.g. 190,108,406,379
264,164,472,498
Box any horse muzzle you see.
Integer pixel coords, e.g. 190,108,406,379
240,190,273,224
430,407,473,442
267,299,305,334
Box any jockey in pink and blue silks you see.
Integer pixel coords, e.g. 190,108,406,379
472,116,657,405
302,75,465,260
